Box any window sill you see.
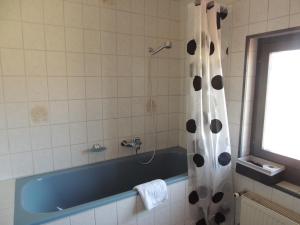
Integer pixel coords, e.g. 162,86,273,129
274,181,300,199
236,165,300,200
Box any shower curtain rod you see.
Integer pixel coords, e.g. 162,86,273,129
194,0,228,14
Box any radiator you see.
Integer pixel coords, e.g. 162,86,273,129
240,192,300,225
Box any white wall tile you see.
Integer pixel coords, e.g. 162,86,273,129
117,196,137,225
84,30,101,54
69,122,87,144
290,13,300,27
11,151,33,177
231,26,248,53
50,101,69,124
118,98,131,118
118,117,132,137
248,21,267,35
6,103,29,129
145,0,157,16
86,77,101,99
0,0,21,21
44,0,64,26
1,49,25,76
102,78,117,98
87,120,103,142
290,0,300,14
23,23,45,50
21,0,43,23
85,54,101,76
28,77,48,101
45,25,66,51
0,130,9,155
68,77,86,100
8,128,31,153
131,14,145,36
30,126,51,150
53,146,71,170
117,11,131,34
86,99,102,121
0,156,12,180
249,0,268,23
46,52,67,76
117,34,132,56
102,98,117,119
51,124,70,147
103,119,117,139
66,28,84,52
33,148,53,173
83,5,99,29
118,77,132,97
0,21,23,48
48,77,68,100
25,50,47,76
131,0,144,14
70,209,95,225
44,218,70,225
95,203,117,225
267,16,289,31
101,8,116,32
71,143,89,166
268,0,290,19
101,32,117,55
69,100,86,122
64,2,83,28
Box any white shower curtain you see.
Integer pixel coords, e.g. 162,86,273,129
186,1,234,225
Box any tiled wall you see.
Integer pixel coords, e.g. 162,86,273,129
226,0,300,223
0,0,185,181
0,179,201,225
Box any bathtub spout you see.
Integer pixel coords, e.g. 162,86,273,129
121,137,142,152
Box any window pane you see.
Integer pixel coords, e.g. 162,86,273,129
262,50,300,160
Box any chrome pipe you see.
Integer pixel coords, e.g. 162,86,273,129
148,41,172,55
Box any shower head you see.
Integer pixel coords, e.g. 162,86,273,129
149,41,172,55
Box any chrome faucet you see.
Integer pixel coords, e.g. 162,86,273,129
121,137,142,152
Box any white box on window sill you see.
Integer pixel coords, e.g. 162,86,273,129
237,155,285,176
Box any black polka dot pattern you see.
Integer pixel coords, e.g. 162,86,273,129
218,152,231,166
193,154,204,167
215,212,226,224
196,218,207,225
212,192,224,203
193,76,202,91
226,47,229,55
211,75,223,90
217,12,221,30
220,9,228,20
210,119,222,133
207,2,214,10
210,42,215,55
186,119,197,133
189,191,199,204
187,39,197,55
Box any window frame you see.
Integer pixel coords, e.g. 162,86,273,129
242,29,300,186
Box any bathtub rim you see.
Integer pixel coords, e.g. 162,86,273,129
14,147,187,225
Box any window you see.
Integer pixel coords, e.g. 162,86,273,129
262,50,300,160
250,31,300,185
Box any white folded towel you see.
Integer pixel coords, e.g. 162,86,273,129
134,179,168,210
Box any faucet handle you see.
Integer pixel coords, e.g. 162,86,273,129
133,137,142,145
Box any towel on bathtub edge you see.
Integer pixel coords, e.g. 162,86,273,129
133,179,168,210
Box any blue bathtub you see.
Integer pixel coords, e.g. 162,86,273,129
14,147,188,225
